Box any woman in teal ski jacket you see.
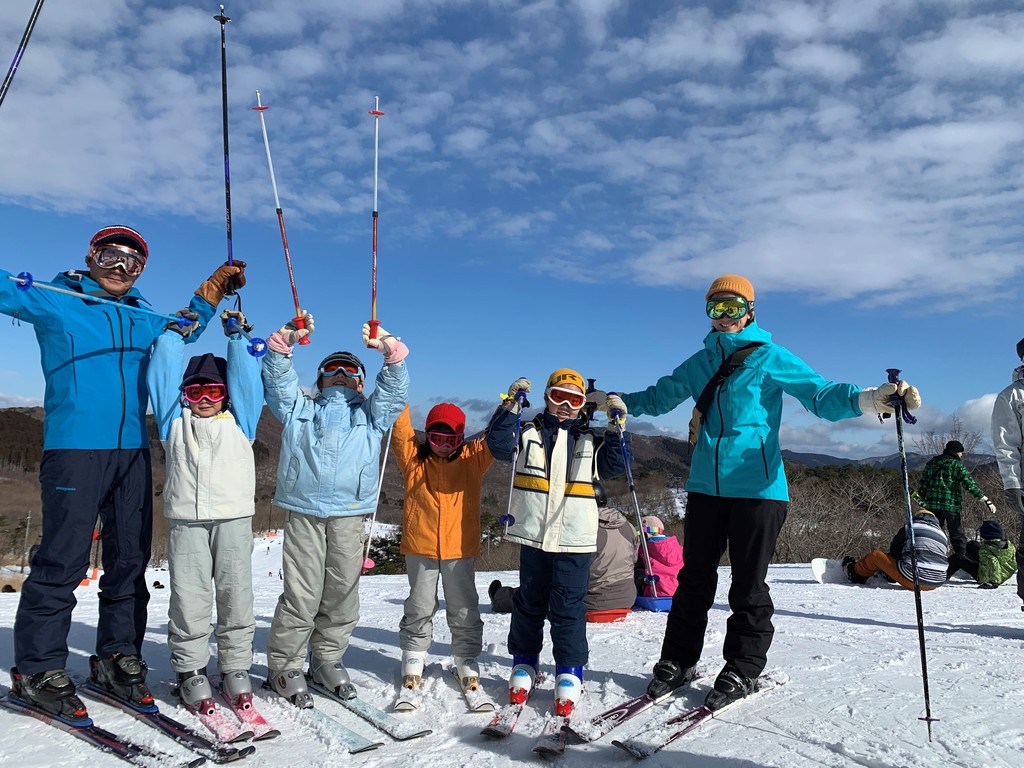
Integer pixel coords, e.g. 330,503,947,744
618,274,922,715
625,318,860,501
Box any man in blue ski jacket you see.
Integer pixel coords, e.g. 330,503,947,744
0,225,245,723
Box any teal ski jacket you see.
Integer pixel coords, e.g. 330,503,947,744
622,321,863,501
0,268,216,450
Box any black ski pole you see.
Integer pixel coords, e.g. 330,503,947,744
884,367,938,741
609,400,659,598
0,0,46,111
213,5,237,296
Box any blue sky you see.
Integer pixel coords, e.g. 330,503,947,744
1,0,1022,458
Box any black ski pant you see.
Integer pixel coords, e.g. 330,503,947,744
660,493,787,681
14,449,153,676
932,507,968,561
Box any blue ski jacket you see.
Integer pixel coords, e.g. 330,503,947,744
622,321,863,501
0,268,216,450
262,349,409,518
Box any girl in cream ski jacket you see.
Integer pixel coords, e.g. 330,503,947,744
147,313,263,712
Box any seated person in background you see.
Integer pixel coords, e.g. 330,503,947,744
961,520,1018,589
843,509,948,591
635,515,684,598
585,483,639,621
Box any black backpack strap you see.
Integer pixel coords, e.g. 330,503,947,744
688,342,764,446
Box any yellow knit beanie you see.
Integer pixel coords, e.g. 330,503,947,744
546,368,586,392
705,274,755,301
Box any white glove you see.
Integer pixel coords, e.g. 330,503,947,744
507,378,531,399
276,311,314,345
982,496,997,515
604,394,627,428
896,380,922,410
362,322,393,352
858,383,898,414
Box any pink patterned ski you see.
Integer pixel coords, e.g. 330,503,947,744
183,698,254,744
221,691,280,740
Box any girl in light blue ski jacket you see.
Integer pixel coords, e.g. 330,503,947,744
262,330,409,519
623,321,863,501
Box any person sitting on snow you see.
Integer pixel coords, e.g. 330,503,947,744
960,520,1018,589
635,515,683,599
843,509,948,591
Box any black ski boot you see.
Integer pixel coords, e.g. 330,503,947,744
10,667,90,724
89,654,154,709
645,660,696,699
704,666,755,711
842,556,868,584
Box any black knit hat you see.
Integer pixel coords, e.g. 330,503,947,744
980,520,1004,540
1017,337,1024,361
944,440,965,454
182,353,227,386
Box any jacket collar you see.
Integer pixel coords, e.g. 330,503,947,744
703,320,772,359
318,385,365,406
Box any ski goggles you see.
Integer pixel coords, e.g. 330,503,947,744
183,383,227,403
546,386,587,409
706,296,750,320
643,525,664,536
319,361,363,379
90,244,147,276
427,431,464,449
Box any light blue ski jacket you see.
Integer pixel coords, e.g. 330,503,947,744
622,321,863,501
0,268,216,450
262,349,408,518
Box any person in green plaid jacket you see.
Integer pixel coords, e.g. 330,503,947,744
917,440,995,577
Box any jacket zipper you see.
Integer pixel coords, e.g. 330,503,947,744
114,304,127,449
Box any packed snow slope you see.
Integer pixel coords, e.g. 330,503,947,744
1,534,1022,767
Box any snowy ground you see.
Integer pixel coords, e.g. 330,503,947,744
1,534,1022,767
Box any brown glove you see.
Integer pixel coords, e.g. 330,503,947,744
195,260,247,306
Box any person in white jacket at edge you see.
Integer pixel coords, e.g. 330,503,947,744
147,309,263,715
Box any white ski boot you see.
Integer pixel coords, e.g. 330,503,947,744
454,656,480,692
401,651,427,690
508,654,538,705
176,670,217,716
311,658,357,700
220,670,254,710
553,665,583,717
268,669,313,709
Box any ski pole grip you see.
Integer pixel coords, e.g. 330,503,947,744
293,314,310,345
884,367,917,425
366,318,381,348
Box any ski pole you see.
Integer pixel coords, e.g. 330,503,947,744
6,272,191,327
362,428,393,572
0,0,46,111
223,316,268,358
213,5,237,295
252,90,308,344
366,97,384,347
498,389,530,534
884,367,937,741
610,400,659,598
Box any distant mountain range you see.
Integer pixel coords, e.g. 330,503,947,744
780,449,996,472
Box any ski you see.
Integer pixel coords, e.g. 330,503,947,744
1,691,206,767
532,712,570,756
308,679,432,740
480,701,526,738
392,681,422,712
305,705,384,754
448,665,495,713
220,690,280,741
181,699,254,744
81,681,257,763
611,674,785,759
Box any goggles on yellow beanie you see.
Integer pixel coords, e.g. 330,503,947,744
546,367,586,392
705,274,754,302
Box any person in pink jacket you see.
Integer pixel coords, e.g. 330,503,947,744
638,516,683,598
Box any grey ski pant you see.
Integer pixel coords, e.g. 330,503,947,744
266,511,365,673
399,555,483,657
166,517,255,674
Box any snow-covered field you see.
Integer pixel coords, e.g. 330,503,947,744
1,534,1023,767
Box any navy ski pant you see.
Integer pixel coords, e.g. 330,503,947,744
508,546,591,668
14,449,153,675
660,493,787,681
